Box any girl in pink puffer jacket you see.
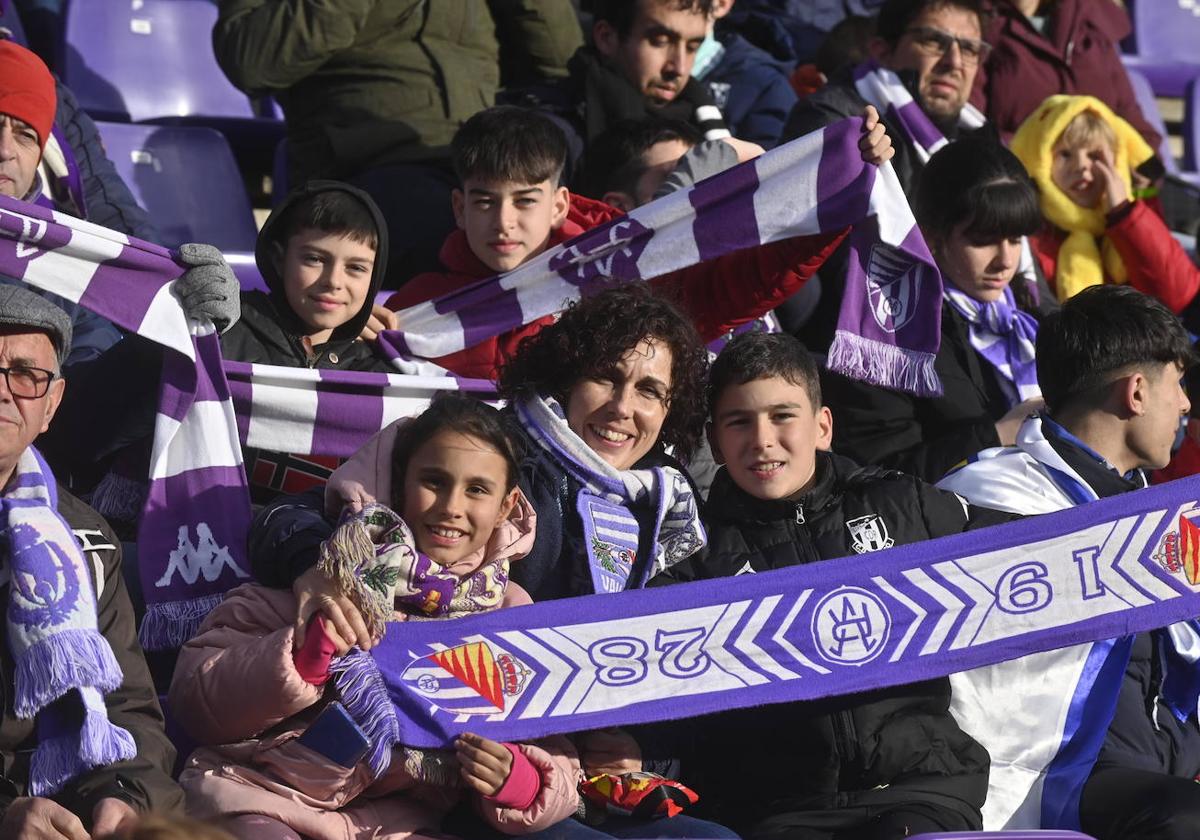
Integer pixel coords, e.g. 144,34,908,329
168,394,582,840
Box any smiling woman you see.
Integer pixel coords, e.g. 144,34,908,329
496,283,709,601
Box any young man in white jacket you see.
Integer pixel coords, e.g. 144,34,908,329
938,284,1198,839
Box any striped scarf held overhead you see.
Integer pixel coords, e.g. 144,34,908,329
381,117,948,397
943,284,1040,406
0,196,252,651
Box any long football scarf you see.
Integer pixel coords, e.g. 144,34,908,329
0,196,251,650
2,447,136,794
939,415,1200,831
380,117,946,397
363,470,1200,753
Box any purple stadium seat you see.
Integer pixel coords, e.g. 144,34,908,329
1121,0,1200,97
61,0,271,123
909,833,1096,839
95,121,258,252
1125,68,1185,176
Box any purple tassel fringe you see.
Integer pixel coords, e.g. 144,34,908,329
331,649,399,780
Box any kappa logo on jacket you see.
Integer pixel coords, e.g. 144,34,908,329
846,514,894,554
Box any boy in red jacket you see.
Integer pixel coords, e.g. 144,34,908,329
385,106,891,379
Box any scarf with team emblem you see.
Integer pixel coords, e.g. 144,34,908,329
339,470,1200,750
1,447,136,794
514,393,706,593
0,196,251,651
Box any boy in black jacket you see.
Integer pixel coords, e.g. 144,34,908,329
685,331,1008,840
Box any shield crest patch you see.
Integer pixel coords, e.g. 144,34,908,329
866,244,925,333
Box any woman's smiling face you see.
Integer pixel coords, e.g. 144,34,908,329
565,338,674,471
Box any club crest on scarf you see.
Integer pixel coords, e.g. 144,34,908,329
1153,509,1200,585
8,523,82,629
402,640,535,718
549,216,651,285
866,244,927,333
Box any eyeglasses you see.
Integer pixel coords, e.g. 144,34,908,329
0,364,57,399
904,26,991,63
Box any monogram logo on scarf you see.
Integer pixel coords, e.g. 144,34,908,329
8,523,81,630
402,640,534,716
549,217,651,286
811,586,891,665
866,244,928,333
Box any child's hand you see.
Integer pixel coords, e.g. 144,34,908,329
456,732,514,796
577,727,643,776
292,565,376,654
1093,148,1129,212
859,105,894,167
360,304,398,342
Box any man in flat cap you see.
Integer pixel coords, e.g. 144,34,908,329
0,286,180,839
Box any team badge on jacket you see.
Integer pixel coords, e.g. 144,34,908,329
846,514,894,554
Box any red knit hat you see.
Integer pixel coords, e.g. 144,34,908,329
0,40,55,149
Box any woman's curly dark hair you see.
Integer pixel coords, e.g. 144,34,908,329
497,284,709,461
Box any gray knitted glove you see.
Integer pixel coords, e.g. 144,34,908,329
176,243,241,333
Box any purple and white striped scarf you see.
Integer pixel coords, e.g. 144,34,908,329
943,284,1041,406
380,117,945,396
852,59,986,164
514,394,706,592
225,362,497,459
2,447,136,794
0,196,252,650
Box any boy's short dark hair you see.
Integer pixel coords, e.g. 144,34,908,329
575,118,701,201
708,332,823,416
390,393,523,512
587,0,714,39
451,106,569,187
279,187,379,251
876,0,986,46
1037,285,1196,413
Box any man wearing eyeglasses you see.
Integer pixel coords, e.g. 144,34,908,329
784,0,987,195
0,285,181,839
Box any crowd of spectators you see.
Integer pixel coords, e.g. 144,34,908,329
0,1,1199,838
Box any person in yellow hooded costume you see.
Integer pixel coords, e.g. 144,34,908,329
1011,94,1200,311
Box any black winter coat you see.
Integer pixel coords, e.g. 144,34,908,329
821,303,1009,483
678,453,1006,835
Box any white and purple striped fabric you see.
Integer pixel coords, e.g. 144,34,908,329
379,117,944,394
0,195,252,650
852,60,986,164
225,362,497,459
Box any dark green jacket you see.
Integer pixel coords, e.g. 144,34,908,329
213,0,583,183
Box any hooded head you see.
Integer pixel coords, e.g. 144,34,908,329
0,40,55,199
254,181,389,344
